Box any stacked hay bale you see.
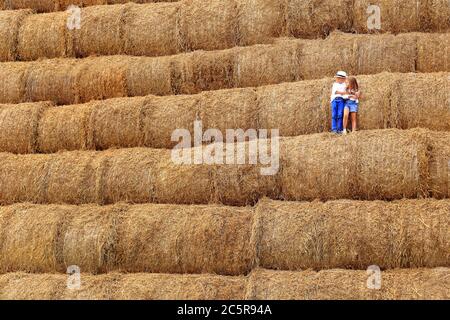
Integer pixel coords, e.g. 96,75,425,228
0,0,449,301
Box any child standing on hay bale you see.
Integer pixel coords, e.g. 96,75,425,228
342,77,361,135
330,71,348,134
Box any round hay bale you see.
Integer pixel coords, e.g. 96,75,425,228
280,129,429,201
0,204,116,274
234,40,300,87
116,204,254,275
25,58,79,105
0,62,29,103
416,33,450,73
0,153,49,205
426,131,450,199
0,273,61,300
256,78,330,136
287,0,352,38
17,11,69,61
71,4,125,57
197,87,259,136
115,273,247,300
354,33,417,75
393,72,450,131
425,0,450,32
4,0,56,12
0,9,31,62
90,96,146,150
0,102,51,154
74,56,128,103
256,198,450,270
44,151,101,204
123,2,181,57
179,0,238,51
141,94,200,149
126,55,174,97
0,272,247,300
297,33,356,80
353,0,425,34
237,0,285,46
37,102,95,153
247,268,450,300
190,49,235,92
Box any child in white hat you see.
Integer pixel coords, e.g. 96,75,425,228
330,71,348,133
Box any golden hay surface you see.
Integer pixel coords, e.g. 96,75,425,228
0,272,246,300
280,129,430,201
0,102,51,153
0,9,31,62
1,1,448,61
0,199,447,275
255,198,450,270
1,33,448,104
0,268,448,300
0,203,255,275
0,72,448,153
426,131,450,199
247,268,450,300
0,129,447,206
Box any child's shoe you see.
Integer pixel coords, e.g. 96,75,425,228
343,129,347,135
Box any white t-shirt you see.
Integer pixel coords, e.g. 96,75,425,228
331,82,347,102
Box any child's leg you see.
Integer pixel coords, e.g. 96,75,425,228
331,100,338,132
351,112,358,132
336,99,345,132
343,107,350,131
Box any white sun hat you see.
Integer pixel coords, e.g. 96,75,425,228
336,71,348,78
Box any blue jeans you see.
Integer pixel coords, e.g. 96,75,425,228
345,100,359,113
331,98,345,132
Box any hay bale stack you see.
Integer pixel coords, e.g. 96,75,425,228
1,73,448,154
0,272,247,300
247,268,450,300
71,4,125,57
123,2,181,57
0,102,51,154
255,199,450,270
287,0,352,38
0,34,447,105
179,0,238,51
425,0,450,32
280,129,429,201
17,11,69,61
426,131,450,199
115,203,255,275
0,10,30,62
416,33,450,73
237,0,285,45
